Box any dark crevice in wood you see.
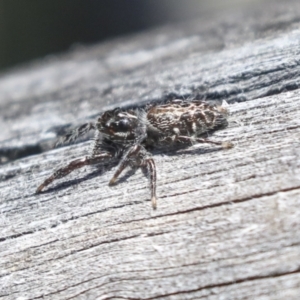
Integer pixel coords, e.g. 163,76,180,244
159,185,300,218
143,268,300,300
0,198,145,244
26,267,300,300
0,144,44,165
0,235,143,282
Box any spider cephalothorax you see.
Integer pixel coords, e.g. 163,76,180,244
36,99,233,209
96,108,139,142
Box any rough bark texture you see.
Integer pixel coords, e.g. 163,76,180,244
1,1,300,299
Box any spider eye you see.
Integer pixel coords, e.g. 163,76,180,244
117,118,130,131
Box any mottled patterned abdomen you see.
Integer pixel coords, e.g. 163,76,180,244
146,100,228,140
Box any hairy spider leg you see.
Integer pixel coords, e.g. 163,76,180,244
36,152,113,193
146,158,157,209
108,145,141,185
56,122,96,146
109,144,158,209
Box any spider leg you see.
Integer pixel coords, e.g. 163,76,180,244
109,144,158,209
146,158,157,209
109,145,142,185
36,152,113,193
177,135,233,149
56,122,96,146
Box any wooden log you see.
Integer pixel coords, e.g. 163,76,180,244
1,1,300,299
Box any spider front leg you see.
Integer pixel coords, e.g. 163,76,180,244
109,144,157,209
36,152,113,193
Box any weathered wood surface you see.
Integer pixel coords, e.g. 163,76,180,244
1,1,300,299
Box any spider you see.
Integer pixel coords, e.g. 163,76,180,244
36,99,233,209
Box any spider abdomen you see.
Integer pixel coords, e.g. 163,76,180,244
146,100,228,143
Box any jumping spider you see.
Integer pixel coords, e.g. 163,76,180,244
36,99,233,209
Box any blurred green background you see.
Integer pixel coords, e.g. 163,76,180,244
0,0,260,72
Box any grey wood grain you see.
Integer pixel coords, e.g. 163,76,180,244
1,1,300,299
